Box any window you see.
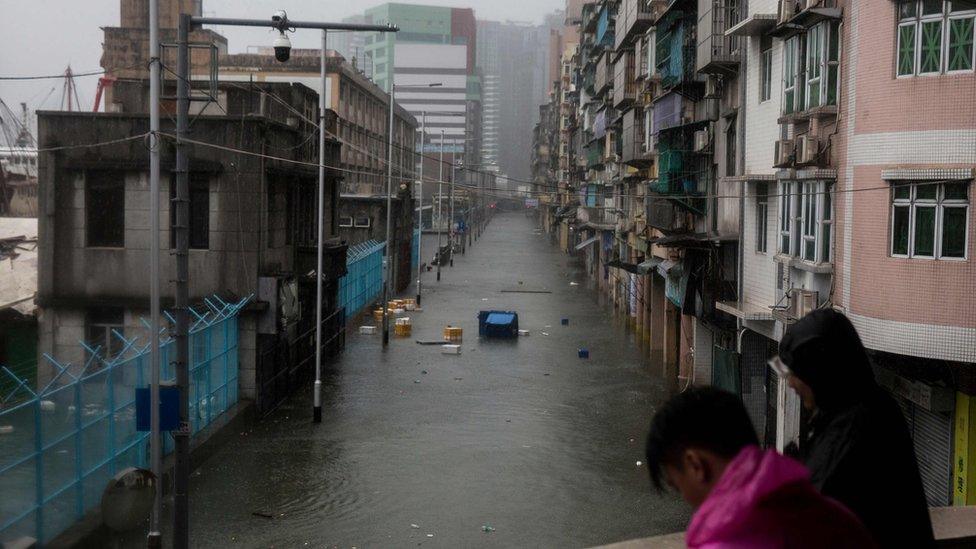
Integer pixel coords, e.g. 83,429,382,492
86,308,124,361
756,182,769,253
170,173,210,249
760,45,772,102
891,181,969,258
782,36,801,114
354,215,371,228
783,22,840,113
779,180,833,262
338,216,354,227
86,170,125,247
899,1,976,76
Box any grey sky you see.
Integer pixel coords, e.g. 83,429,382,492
0,0,562,127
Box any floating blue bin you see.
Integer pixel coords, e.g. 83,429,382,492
578,348,589,359
478,310,520,338
561,318,570,325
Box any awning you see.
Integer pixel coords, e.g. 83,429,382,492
658,259,680,277
575,235,601,250
606,259,642,274
606,257,665,275
725,14,777,36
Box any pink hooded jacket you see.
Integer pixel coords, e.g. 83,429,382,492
686,445,877,549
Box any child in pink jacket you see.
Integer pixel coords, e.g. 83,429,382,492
646,387,876,548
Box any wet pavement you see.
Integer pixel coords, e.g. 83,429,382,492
136,212,688,548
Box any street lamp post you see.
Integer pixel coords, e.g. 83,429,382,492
436,130,444,282
172,13,397,545
449,155,455,268
416,111,425,306
382,75,397,347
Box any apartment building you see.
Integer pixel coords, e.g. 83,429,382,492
531,0,976,508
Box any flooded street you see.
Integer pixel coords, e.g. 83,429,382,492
145,212,687,548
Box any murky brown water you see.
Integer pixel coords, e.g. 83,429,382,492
125,212,687,548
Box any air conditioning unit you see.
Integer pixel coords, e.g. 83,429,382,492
705,75,719,98
694,129,710,152
774,139,795,168
796,135,820,165
790,289,819,319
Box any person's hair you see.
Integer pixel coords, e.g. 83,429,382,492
645,386,760,491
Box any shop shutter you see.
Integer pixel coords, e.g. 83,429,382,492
898,396,953,507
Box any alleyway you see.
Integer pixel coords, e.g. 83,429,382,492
143,212,686,548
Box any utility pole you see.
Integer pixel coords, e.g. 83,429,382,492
174,14,191,549
175,13,398,543
382,77,396,347
313,28,327,424
147,0,162,545
416,111,425,306
449,153,455,268
436,130,444,282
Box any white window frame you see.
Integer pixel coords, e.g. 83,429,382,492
756,183,769,254
779,180,833,263
354,216,371,228
338,216,354,227
890,181,970,260
782,37,800,114
898,1,976,76
805,23,825,110
760,47,773,103
947,11,976,73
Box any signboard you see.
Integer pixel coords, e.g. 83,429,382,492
525,198,539,208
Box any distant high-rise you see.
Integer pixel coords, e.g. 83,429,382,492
361,3,480,177
476,18,558,184
326,15,373,76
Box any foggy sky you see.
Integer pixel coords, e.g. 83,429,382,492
0,0,562,123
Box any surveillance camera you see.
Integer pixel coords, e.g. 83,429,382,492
273,32,292,62
271,10,287,24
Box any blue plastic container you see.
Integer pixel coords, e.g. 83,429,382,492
578,348,589,359
478,310,519,338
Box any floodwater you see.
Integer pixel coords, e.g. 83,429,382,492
131,212,688,548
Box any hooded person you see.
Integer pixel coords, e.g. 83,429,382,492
646,386,875,549
778,308,934,548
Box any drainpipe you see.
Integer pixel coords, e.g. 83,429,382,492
736,2,749,343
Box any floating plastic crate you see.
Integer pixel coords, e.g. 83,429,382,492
394,323,412,337
578,348,589,359
443,326,463,342
359,326,377,335
441,344,462,355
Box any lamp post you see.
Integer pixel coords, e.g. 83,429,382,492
436,130,444,282
172,13,397,545
382,77,396,347
416,111,425,306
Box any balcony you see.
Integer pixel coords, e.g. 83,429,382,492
615,0,662,51
697,4,741,75
585,142,604,168
656,11,698,92
594,51,613,98
770,0,840,38
613,49,638,109
620,110,652,167
595,4,615,52
578,206,617,230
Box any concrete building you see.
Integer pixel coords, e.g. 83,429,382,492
362,3,482,182
35,80,346,414
326,14,373,76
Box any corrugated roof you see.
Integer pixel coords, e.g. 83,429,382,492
0,217,38,316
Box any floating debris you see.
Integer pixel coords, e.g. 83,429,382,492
482,524,496,533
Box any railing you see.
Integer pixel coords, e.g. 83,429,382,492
337,239,386,320
586,142,604,168
697,5,742,74
578,206,617,229
0,297,248,545
656,11,697,90
616,0,658,50
613,50,638,109
620,110,647,166
595,52,612,97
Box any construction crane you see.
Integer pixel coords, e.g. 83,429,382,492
93,76,117,112
60,66,82,112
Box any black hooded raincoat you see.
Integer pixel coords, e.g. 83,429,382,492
779,309,934,548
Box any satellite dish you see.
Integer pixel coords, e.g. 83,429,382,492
101,467,156,532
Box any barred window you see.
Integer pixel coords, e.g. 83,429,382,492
891,181,969,259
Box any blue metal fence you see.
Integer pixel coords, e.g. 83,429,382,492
337,240,386,320
0,296,248,545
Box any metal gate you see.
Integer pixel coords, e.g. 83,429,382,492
256,306,346,415
898,396,954,506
